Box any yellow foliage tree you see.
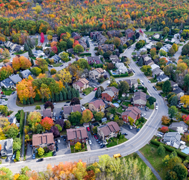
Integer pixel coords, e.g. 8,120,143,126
75,142,81,151
180,95,189,108
56,69,72,84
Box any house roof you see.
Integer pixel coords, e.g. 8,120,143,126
124,79,138,87
67,127,88,140
170,81,178,87
102,90,114,97
169,121,188,131
151,64,160,71
0,139,13,156
133,91,147,102
1,78,14,87
43,109,52,118
95,68,104,74
9,74,22,84
63,105,82,115
32,133,54,146
21,69,32,79
122,106,141,120
145,60,154,65
89,99,105,109
173,87,184,95
152,67,163,76
99,121,120,136
163,132,181,147
157,74,169,82
107,86,119,93
73,78,89,88
125,28,134,34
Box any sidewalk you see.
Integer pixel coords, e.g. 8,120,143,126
136,151,162,180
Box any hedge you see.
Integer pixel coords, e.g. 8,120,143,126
19,110,25,136
107,69,128,78
79,53,91,56
150,140,188,159
181,106,189,114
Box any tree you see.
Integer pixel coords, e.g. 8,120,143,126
103,50,112,59
81,109,93,124
28,111,41,132
166,170,178,180
60,52,69,62
170,96,178,106
50,125,60,138
0,167,13,179
50,68,56,75
177,62,187,73
44,101,54,111
135,40,145,49
13,138,21,151
73,44,84,54
184,74,189,91
180,95,189,108
31,67,42,76
168,106,178,119
163,27,170,35
156,42,163,49
55,124,62,132
3,124,19,139
173,164,187,180
172,43,178,52
181,43,189,55
40,117,54,130
92,126,97,134
68,111,82,125
161,116,170,125
162,80,171,94
56,69,72,84
128,116,134,126
94,112,104,121
141,65,152,76
150,48,156,59
119,81,129,94
168,47,175,57
75,142,81,151
65,120,71,129
113,37,121,47
157,144,165,157
159,49,167,56
70,97,80,106
160,126,169,133
40,32,45,44
38,147,44,157
147,96,156,105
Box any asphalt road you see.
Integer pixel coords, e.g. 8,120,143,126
4,39,168,174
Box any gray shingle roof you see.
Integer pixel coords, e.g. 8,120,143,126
9,74,22,84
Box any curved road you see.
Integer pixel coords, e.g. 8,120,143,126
4,42,168,174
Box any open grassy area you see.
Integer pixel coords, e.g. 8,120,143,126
83,87,93,95
122,101,131,106
116,106,124,113
14,51,27,55
155,85,162,90
53,62,63,67
70,143,87,153
140,144,171,180
124,153,157,180
106,137,127,148
144,31,162,36
36,151,53,158
2,89,15,95
16,99,44,107
149,78,157,83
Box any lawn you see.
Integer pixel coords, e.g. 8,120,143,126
14,51,27,55
122,101,131,106
124,153,157,180
116,106,124,113
2,89,15,95
70,143,87,153
140,144,171,180
36,151,53,158
83,87,93,95
149,78,157,83
155,85,162,90
106,137,127,148
53,62,63,67
16,99,44,107
144,31,162,36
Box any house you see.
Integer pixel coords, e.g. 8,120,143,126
133,91,147,107
101,87,118,102
20,69,32,79
0,139,13,156
51,54,61,63
71,32,81,40
163,132,181,149
151,64,160,71
66,48,74,54
160,44,172,53
89,68,104,80
32,133,55,148
173,87,184,99
153,33,160,39
121,107,141,123
73,78,89,92
170,81,178,90
107,30,121,37
157,74,169,82
106,86,119,96
43,109,52,118
78,39,87,50
124,79,138,88
90,31,102,39
33,50,45,58
1,78,15,88
125,29,135,39
145,59,154,66
9,74,22,84
98,44,114,52
89,99,105,112
52,34,58,42
143,56,152,62
115,63,128,74
110,55,120,64
97,121,120,141
67,127,88,145
63,105,82,118
8,116,16,124
87,56,101,65
169,121,188,132
145,42,156,49
120,37,127,45
152,67,164,78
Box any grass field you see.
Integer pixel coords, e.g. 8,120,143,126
106,137,127,148
16,99,44,107
36,151,53,158
83,87,93,95
144,31,162,36
53,62,63,67
2,89,15,95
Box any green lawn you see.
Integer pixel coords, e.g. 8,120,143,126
36,151,53,158
14,51,27,55
144,31,162,36
53,62,63,67
16,99,44,107
124,153,157,180
155,85,162,90
122,101,131,106
140,144,171,180
149,78,157,83
83,87,93,95
2,89,15,95
70,143,87,153
106,137,127,148
116,107,124,113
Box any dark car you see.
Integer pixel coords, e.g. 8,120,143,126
159,93,161,96
100,144,105,148
53,151,57,156
59,115,62,119
56,146,59,152
11,91,15,94
1,95,6,97
96,139,99,142
60,64,63,67
36,158,43,162
123,133,128,135
60,110,63,115
64,104,68,106
82,93,86,96
66,101,70,103
132,70,135,73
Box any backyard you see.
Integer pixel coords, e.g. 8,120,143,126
83,87,93,95
106,136,127,148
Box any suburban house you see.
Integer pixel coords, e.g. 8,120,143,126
96,34,107,45
89,68,104,80
98,44,114,52
122,106,141,123
153,33,160,39
120,37,127,45
163,132,181,149
20,69,32,79
169,121,188,132
152,67,164,78
1,78,15,88
78,39,87,50
125,29,134,39
101,87,119,102
89,99,105,112
0,139,13,156
115,63,128,74
170,81,178,90
107,30,121,37
90,31,102,39
160,44,172,53
42,109,52,118
145,59,154,66
110,55,121,64
3,62,12,67
73,78,89,92
8,116,17,124
132,91,147,107
63,105,82,118
32,133,55,148
157,74,169,82
52,34,58,42
124,79,138,88
151,64,160,71
51,54,61,63
97,121,120,141
172,87,184,99
71,32,81,40
67,127,88,145
87,56,101,65
9,74,22,84
33,50,45,58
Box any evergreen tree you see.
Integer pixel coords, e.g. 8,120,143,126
52,93,54,102
44,96,47,102
63,91,67,100
35,93,40,101
42,98,44,103
72,88,76,99
86,39,90,48
95,91,98,98
30,97,34,104
76,89,79,98
27,98,30,105
59,92,63,101
24,43,29,51
23,98,26,105
28,47,33,57
97,87,101,98
30,58,34,66
68,91,72,100
48,95,51,102
55,93,59,102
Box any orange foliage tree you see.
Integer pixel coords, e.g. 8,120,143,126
81,109,93,123
40,117,54,130
12,56,31,71
0,65,13,81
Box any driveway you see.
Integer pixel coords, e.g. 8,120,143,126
87,132,101,150
56,137,71,155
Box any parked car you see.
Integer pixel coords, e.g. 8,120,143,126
66,101,70,103
11,91,15,94
89,140,92,145
36,158,43,162
157,133,163,138
64,104,68,106
148,80,151,83
159,93,161,96
60,64,63,67
55,116,58,121
93,88,97,91
53,103,56,105
122,133,128,136
59,115,62,119
87,127,90,131
100,144,105,148
11,153,15,161
156,106,158,110
96,139,99,142
129,125,133,130
1,95,6,98
94,135,98,139
32,153,36,159
82,93,86,96
60,110,63,115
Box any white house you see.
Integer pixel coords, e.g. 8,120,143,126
115,63,128,74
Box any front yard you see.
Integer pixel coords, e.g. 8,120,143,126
70,143,87,153
83,87,93,95
106,136,127,148
2,88,15,95
149,78,157,83
144,31,162,36
53,62,63,67
36,151,53,158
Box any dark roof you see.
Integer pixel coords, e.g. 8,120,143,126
125,28,134,34
157,74,169,81
67,127,88,140
133,91,147,102
63,105,82,115
32,133,54,146
170,81,178,87
21,69,32,79
106,86,119,93
1,78,14,87
145,60,154,65
43,109,52,118
99,121,120,136
169,121,188,131
173,87,184,95
89,99,105,109
122,106,141,120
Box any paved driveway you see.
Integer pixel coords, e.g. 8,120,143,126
56,137,71,155
87,132,101,150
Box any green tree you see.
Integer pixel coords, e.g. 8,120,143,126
181,43,189,55
173,164,187,180
68,111,82,125
13,138,21,151
157,144,165,157
0,167,13,179
184,74,189,91
162,80,171,94
59,91,63,101
128,116,134,126
73,44,84,54
141,65,152,76
60,52,69,62
55,124,62,132
119,81,129,94
94,112,104,121
30,97,34,104
38,147,44,157
156,42,163,49
28,47,33,57
166,170,178,180
65,120,71,129
63,91,67,100
159,49,167,56
168,106,178,119
3,124,19,139
170,96,178,106
148,96,156,105
92,126,97,134
168,47,175,57
67,91,72,100
163,27,170,35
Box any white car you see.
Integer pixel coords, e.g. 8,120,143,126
89,140,92,145
156,106,158,110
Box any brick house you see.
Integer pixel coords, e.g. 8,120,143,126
89,99,105,112
73,78,89,92
89,68,104,80
121,107,141,123
101,87,118,102
132,91,147,107
125,29,134,39
87,56,101,65
67,127,88,146
97,121,120,141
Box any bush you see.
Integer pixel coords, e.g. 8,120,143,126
78,53,91,56
160,126,169,133
38,147,44,157
50,68,56,75
157,144,165,157
35,105,41,110
181,106,189,114
16,150,20,161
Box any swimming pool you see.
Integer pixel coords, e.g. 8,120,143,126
112,72,117,75
182,147,189,154
113,103,119,108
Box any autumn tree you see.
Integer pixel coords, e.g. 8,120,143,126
31,67,42,76
40,117,54,130
150,48,156,59
75,142,81,151
56,69,72,84
60,52,69,62
73,44,84,54
180,95,189,108
3,123,19,139
113,37,121,47
0,167,13,180
40,32,44,44
0,65,13,81
161,116,170,125
128,116,134,126
12,56,31,71
38,147,44,157
28,111,42,132
35,58,48,73
160,126,169,133
81,109,93,124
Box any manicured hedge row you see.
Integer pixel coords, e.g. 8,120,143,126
181,106,189,114
79,53,91,56
19,110,25,136
150,139,188,159
107,69,128,78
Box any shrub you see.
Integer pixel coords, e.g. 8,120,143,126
75,142,81,151
55,124,62,132
50,68,56,75
35,105,41,110
160,126,169,133
157,144,165,157
16,150,20,161
38,147,44,157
